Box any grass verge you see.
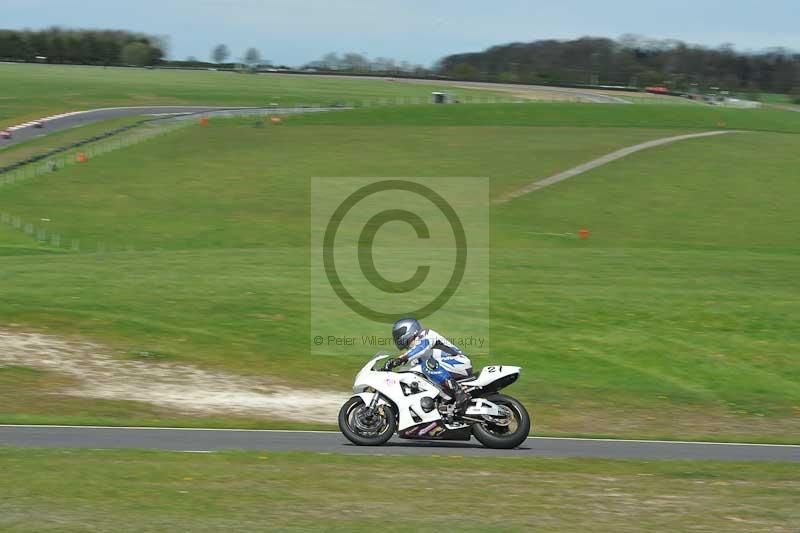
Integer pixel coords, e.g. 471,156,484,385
0,447,798,531
286,102,800,133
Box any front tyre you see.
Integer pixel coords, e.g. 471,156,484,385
472,394,531,449
338,396,397,446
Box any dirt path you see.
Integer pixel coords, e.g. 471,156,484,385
0,329,347,423
495,130,739,203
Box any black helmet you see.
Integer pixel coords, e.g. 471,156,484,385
392,318,422,350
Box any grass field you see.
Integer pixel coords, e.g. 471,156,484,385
0,63,507,128
1,103,799,441
286,102,800,133
0,121,689,248
1,447,797,531
739,92,796,105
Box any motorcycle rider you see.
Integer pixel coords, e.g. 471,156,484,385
385,318,472,413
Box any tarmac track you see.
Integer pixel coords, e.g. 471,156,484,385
264,72,631,104
0,74,633,150
1,426,798,461
1,104,349,156
0,106,253,149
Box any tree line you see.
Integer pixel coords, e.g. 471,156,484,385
0,30,269,70
0,28,166,66
302,52,428,76
3,27,798,95
436,35,800,95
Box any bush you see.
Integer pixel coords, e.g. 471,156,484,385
121,42,152,67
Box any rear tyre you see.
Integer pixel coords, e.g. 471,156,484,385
338,396,396,446
472,394,530,449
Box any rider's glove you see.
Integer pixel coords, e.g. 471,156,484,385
383,358,403,371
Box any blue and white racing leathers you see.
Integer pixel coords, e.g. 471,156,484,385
404,329,472,386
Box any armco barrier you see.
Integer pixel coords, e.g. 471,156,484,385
0,120,150,175
0,106,346,252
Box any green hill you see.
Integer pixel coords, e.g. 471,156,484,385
1,103,798,442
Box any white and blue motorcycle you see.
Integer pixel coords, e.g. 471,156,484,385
338,353,530,449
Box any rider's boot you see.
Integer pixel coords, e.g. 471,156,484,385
444,378,471,415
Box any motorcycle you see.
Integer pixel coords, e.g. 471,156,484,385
338,353,530,449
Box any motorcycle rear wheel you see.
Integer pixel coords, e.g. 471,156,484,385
338,396,397,446
472,394,530,449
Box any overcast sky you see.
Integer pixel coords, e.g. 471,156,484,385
3,0,798,66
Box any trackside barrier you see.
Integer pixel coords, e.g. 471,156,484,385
0,120,195,252
0,120,193,190
0,119,156,176
0,106,347,253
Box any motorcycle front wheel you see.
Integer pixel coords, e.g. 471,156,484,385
472,394,531,449
338,396,397,446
